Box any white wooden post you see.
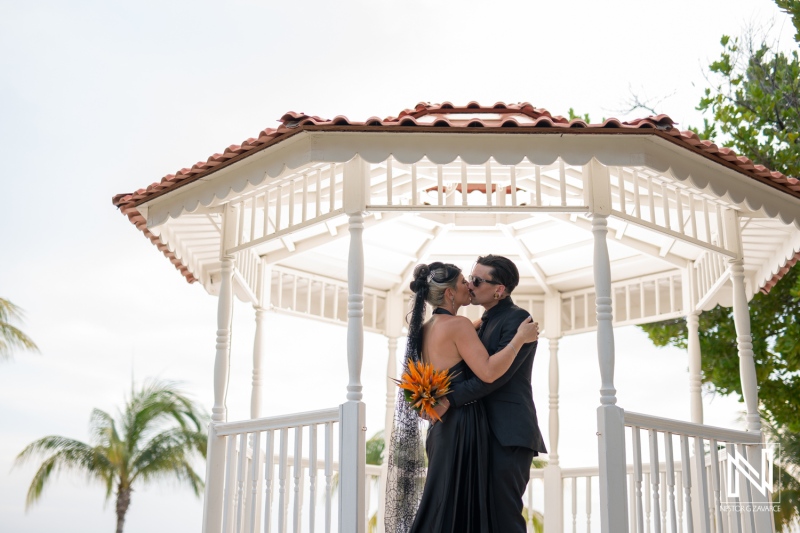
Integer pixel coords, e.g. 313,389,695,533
687,311,703,425
586,159,629,533
340,156,368,533
251,264,271,420
203,203,237,533
726,209,772,533
543,294,563,533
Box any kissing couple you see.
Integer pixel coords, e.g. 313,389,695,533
385,255,547,533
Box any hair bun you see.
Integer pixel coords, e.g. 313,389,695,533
409,264,430,293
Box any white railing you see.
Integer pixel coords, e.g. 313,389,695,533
269,266,388,334
609,167,737,257
624,411,769,533
208,408,340,533
560,270,684,335
366,158,588,212
693,251,730,310
228,163,345,253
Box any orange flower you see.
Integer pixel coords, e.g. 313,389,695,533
393,361,455,422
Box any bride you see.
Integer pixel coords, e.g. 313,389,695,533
385,261,539,533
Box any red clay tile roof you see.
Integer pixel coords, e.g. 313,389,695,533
113,101,800,288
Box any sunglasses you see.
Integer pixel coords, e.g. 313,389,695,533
469,275,501,287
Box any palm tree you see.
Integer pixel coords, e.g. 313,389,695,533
15,380,208,533
0,297,38,361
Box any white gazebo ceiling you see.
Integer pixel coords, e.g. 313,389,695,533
114,102,800,336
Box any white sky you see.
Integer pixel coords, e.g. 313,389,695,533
0,1,795,531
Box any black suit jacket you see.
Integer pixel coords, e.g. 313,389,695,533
447,297,547,453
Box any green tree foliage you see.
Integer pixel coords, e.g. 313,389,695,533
697,12,800,176
15,380,208,533
0,298,38,361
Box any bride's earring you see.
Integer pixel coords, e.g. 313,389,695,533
450,295,455,310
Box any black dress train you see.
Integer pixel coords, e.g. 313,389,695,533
409,360,492,533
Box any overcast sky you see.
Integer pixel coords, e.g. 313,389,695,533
0,1,794,532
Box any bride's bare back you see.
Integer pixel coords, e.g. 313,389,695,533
420,311,539,383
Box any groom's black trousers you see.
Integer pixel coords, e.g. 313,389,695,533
489,432,537,533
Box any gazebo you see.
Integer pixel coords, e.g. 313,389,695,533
113,102,800,533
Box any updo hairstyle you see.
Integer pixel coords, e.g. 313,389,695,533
409,262,461,307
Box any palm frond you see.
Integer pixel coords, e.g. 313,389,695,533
15,436,113,508
0,298,38,360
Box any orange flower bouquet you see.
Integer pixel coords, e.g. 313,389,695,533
393,361,455,423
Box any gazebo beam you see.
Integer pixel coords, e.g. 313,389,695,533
262,212,403,264
549,213,687,269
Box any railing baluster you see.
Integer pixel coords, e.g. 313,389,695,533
484,162,492,207
315,170,322,218
572,475,578,533
278,428,288,533
649,429,662,533
275,186,283,233
559,159,567,206
585,476,592,533
687,193,697,239
645,472,652,533
535,165,543,206
702,198,711,244
308,425,317,533
662,183,671,231
663,432,678,533
680,435,695,533
329,165,336,213
647,176,655,223
675,188,685,235
324,422,333,533
249,196,257,244
661,471,668,533
460,161,468,206
510,165,518,207
633,426,645,533
669,276,676,313
693,436,710,533
223,435,238,533
292,427,303,533
633,169,642,219
248,431,262,533
583,293,589,329
234,433,248,533
708,439,724,533
640,281,646,319
676,470,684,533
264,191,272,237
411,163,418,206
301,174,308,223
618,167,627,213
386,156,393,206
626,284,631,321
738,443,756,533
264,430,275,533
723,444,742,533
437,165,444,206
655,279,661,316
570,295,576,331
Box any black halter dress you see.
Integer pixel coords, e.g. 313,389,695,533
409,310,493,533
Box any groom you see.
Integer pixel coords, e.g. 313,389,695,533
439,254,546,533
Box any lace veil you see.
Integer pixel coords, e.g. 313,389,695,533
384,262,460,533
